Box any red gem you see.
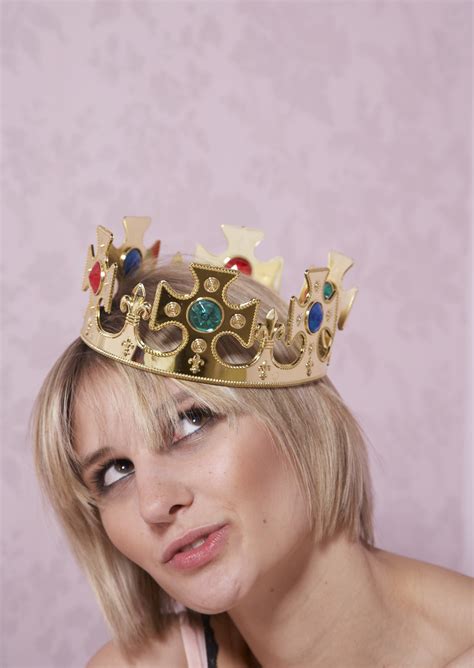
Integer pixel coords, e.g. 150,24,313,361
89,261,102,294
225,256,252,275
150,239,161,259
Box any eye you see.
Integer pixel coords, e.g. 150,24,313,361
175,406,215,442
90,407,217,495
100,459,134,489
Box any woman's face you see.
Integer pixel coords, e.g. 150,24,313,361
74,379,312,613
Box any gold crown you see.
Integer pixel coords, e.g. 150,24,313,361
80,217,357,387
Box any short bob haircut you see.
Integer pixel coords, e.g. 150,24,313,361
31,258,374,659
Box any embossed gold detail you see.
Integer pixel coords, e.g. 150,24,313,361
258,361,271,380
230,313,246,329
165,302,181,318
188,353,205,374
255,309,285,343
204,277,220,293
122,338,134,358
191,338,207,354
120,284,151,325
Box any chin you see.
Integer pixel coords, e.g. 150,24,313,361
180,589,240,615
171,566,248,615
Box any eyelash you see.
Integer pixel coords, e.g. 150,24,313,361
90,405,217,496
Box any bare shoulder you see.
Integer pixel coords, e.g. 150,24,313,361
373,549,473,663
86,640,129,668
86,619,187,668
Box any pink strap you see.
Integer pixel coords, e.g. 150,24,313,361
179,615,207,668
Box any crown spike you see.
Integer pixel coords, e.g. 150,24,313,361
327,251,358,330
82,226,117,313
196,224,283,292
122,216,151,249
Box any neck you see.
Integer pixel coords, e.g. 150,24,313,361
228,532,399,668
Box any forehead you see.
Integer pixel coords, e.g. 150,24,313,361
71,369,193,457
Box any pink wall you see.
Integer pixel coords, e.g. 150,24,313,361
2,2,472,666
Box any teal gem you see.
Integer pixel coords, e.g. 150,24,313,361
323,281,335,300
188,299,223,332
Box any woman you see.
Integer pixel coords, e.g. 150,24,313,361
32,220,472,667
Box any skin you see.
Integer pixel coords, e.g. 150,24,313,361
75,381,473,668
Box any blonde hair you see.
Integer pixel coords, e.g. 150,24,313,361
31,259,374,658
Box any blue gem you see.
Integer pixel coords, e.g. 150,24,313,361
123,248,142,275
307,302,323,333
188,299,223,332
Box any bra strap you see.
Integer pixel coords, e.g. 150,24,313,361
201,614,219,668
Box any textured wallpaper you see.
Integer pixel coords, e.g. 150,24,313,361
1,2,472,667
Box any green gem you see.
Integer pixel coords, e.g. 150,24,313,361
188,299,223,332
323,281,335,300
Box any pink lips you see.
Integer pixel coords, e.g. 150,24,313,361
163,524,230,571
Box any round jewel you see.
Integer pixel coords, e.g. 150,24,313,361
307,302,324,334
323,281,335,301
188,298,223,333
89,261,103,295
225,256,252,275
123,248,142,275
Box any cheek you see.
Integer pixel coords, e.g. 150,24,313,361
207,422,275,501
99,502,147,566
220,421,308,541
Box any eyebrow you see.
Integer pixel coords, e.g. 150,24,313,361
171,390,196,405
79,446,116,475
78,390,197,475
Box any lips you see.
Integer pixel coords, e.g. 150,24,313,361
162,523,226,563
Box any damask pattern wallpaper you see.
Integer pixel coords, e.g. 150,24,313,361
1,2,471,666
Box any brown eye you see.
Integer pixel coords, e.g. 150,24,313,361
102,459,134,487
175,407,214,440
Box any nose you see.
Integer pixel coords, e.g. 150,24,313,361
134,457,194,525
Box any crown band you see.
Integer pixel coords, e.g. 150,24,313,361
80,217,357,388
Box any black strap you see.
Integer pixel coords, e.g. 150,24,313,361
201,613,219,668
